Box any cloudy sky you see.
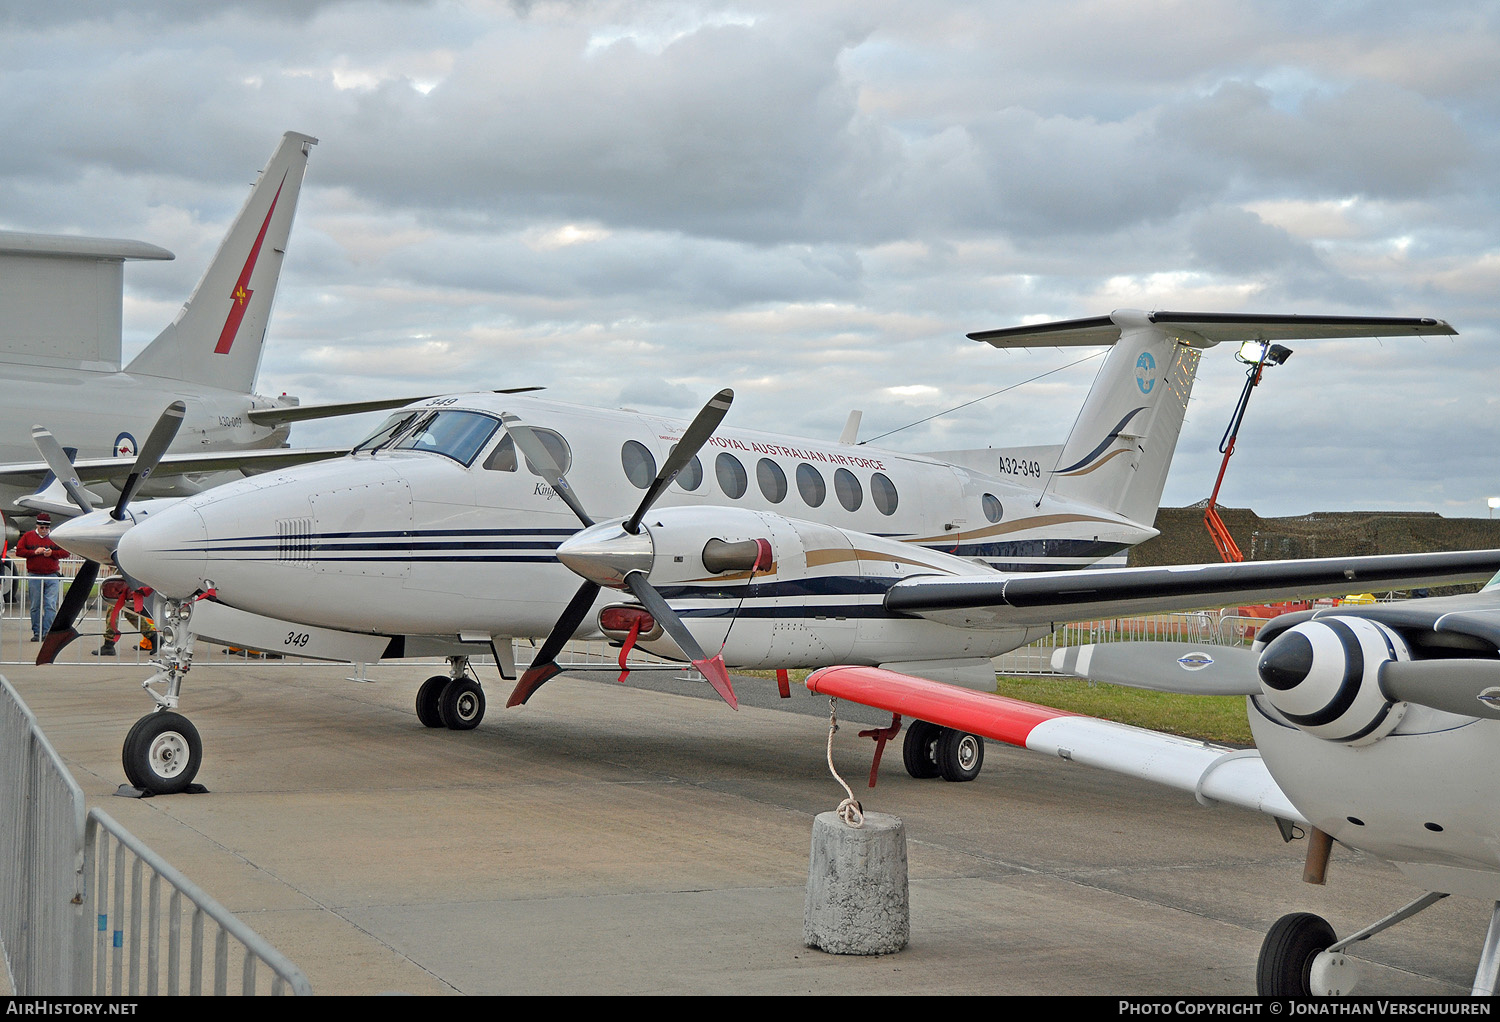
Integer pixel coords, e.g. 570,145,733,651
2,1,1497,518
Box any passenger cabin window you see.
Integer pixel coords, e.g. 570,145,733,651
716,453,747,499
622,441,656,489
391,410,500,466
796,463,826,507
982,493,1003,523
757,459,787,503
834,468,862,512
673,447,704,491
871,472,899,516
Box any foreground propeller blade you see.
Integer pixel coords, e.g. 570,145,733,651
499,413,595,528
624,388,732,534
507,579,602,707
1379,659,1500,720
113,401,186,518
35,560,99,665
31,426,96,513
623,572,736,709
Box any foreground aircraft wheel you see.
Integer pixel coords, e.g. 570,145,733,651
903,720,943,779
1257,912,1336,996
937,728,984,782
122,711,203,795
416,675,449,728
439,678,486,731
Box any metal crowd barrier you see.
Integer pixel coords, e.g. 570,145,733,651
0,674,310,995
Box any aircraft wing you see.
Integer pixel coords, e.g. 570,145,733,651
0,446,349,490
885,548,1500,628
805,665,1303,822
246,386,546,426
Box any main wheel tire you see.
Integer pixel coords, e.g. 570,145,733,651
1257,912,1336,996
438,678,486,731
416,675,449,728
903,720,943,779
937,728,984,782
122,711,203,795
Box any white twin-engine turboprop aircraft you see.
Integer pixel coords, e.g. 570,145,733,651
53,309,1490,796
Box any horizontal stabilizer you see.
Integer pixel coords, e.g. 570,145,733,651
969,310,1456,349
1050,642,1261,695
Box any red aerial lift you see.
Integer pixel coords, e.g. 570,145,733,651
1203,340,1293,562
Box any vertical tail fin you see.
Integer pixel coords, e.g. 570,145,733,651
125,131,318,393
967,310,1458,527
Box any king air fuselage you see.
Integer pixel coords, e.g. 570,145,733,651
116,392,1157,670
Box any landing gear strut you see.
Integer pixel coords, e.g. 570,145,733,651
123,597,205,795
902,720,984,782
415,656,487,730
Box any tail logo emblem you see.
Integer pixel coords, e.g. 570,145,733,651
1135,351,1156,394
214,173,287,355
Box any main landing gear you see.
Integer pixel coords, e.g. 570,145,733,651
416,657,487,730
902,719,984,782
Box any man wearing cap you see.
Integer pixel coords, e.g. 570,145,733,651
16,514,70,641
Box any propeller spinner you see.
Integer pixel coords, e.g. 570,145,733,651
504,389,738,709
34,401,186,664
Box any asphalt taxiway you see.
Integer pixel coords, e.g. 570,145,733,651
2,659,1488,996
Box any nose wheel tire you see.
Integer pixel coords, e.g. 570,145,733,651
122,711,203,795
937,728,983,782
438,677,486,730
416,675,449,728
1257,912,1336,996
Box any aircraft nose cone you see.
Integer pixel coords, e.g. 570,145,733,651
1257,629,1315,691
115,503,209,599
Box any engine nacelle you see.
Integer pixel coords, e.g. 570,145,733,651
1256,617,1410,745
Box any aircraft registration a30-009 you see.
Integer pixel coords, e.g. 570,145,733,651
50,309,1500,795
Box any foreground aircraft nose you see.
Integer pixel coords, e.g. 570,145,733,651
115,502,210,599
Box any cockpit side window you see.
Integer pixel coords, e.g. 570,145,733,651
391,410,501,466
484,434,518,472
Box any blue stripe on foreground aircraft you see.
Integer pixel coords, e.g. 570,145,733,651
44,310,1500,806
808,577,1500,996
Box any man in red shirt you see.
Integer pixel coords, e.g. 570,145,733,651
16,513,69,640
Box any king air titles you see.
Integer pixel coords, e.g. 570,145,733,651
702,435,886,471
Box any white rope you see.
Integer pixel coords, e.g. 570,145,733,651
824,697,863,828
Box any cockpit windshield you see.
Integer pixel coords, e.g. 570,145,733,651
352,411,423,454
390,409,502,466
1482,569,1500,593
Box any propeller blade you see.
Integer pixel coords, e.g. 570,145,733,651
35,560,99,665
499,413,594,528
112,401,186,519
623,572,737,709
31,426,96,513
507,579,601,707
1379,659,1500,720
624,388,733,534
1050,642,1262,695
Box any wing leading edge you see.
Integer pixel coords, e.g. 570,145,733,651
805,665,1302,822
885,548,1500,629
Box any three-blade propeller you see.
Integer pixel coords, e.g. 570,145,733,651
504,389,737,709
34,401,185,664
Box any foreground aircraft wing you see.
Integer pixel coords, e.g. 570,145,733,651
805,665,1302,822
245,386,545,427
885,548,1500,629
0,446,349,490
968,312,1456,348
